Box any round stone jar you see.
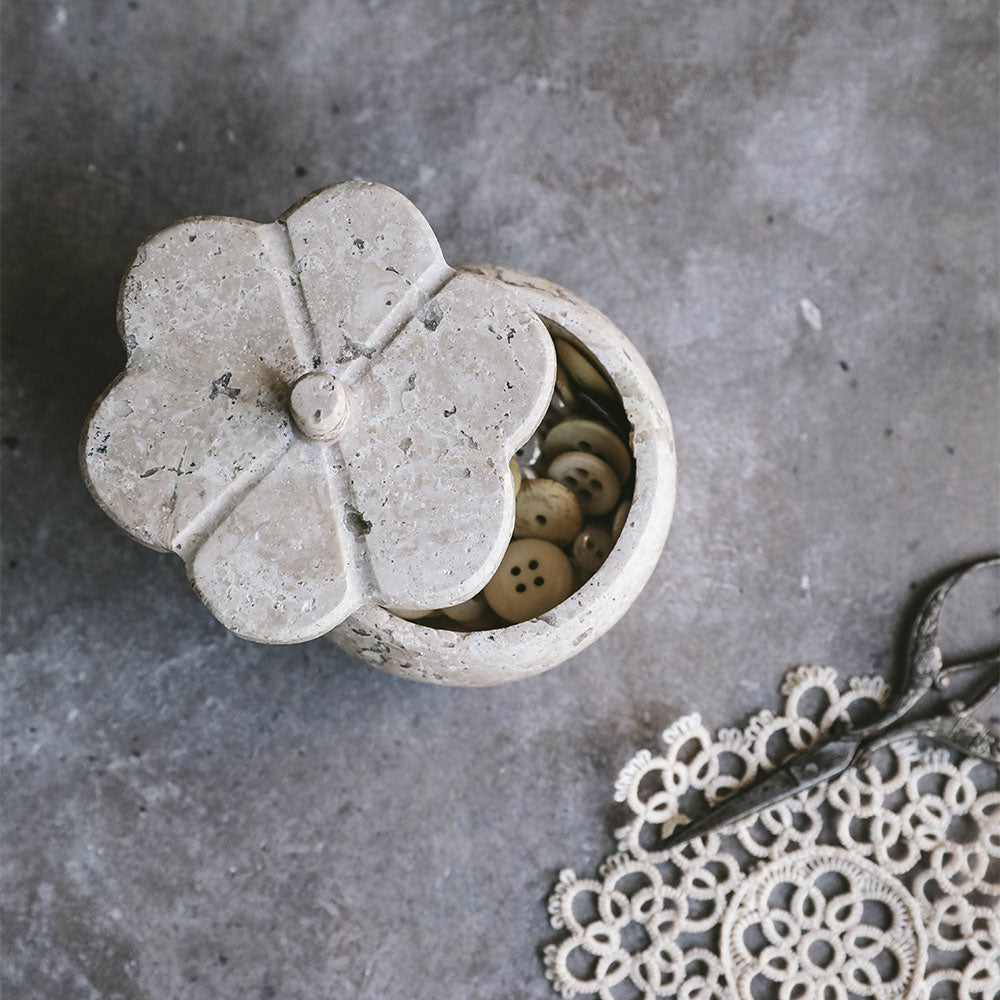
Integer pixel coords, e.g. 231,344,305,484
81,181,675,686
329,265,676,685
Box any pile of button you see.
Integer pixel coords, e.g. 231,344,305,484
397,333,633,630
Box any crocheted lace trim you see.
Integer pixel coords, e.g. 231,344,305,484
544,665,1000,1000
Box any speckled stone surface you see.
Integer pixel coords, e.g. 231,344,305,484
2,1,997,997
328,265,677,684
80,182,560,647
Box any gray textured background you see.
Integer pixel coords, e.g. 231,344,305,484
2,1,998,997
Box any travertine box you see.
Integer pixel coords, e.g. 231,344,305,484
81,181,675,685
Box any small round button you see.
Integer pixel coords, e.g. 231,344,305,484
554,339,613,398
611,498,631,541
509,456,522,495
513,478,583,546
483,539,575,624
543,418,632,484
572,524,614,577
289,372,352,441
442,593,493,627
546,451,621,517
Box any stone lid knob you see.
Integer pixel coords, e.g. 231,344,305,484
289,372,352,441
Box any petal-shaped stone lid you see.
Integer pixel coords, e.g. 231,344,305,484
82,181,556,643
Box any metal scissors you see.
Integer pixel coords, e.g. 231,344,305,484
661,555,1000,851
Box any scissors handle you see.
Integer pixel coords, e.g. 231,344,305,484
870,711,1000,762
859,555,1000,735
864,666,1000,763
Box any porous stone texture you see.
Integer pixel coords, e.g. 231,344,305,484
81,183,557,645
2,1,997,997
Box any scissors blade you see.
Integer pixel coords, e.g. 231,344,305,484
660,734,864,852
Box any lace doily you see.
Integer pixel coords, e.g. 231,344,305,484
544,665,1000,1000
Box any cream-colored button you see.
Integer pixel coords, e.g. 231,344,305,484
483,539,575,624
510,456,522,495
572,524,614,577
543,418,632,484
442,593,491,625
546,451,621,517
513,478,583,546
611,498,631,541
554,339,613,398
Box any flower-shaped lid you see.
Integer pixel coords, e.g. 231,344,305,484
82,181,555,643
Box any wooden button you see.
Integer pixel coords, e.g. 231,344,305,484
483,539,574,624
513,478,583,546
510,457,522,495
543,418,632,484
554,339,613,398
546,451,621,516
611,498,631,541
572,524,614,577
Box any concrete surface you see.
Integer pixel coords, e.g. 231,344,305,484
2,1,997,997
